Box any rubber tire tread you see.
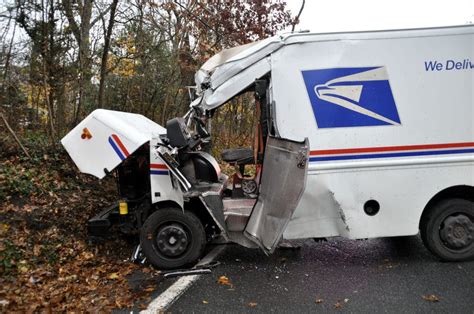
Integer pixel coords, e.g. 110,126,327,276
140,208,206,270
420,198,474,262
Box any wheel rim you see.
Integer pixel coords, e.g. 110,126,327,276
242,180,257,194
439,213,474,250
155,223,190,257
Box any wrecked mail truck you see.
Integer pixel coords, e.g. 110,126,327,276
62,25,474,269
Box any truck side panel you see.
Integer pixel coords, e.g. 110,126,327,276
269,29,474,239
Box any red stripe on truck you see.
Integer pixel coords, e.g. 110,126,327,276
111,134,130,157
310,142,474,156
150,164,168,169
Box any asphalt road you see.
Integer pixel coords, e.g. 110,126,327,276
169,236,474,313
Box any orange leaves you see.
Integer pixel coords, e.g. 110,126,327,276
332,298,349,309
81,251,95,260
107,272,120,280
217,275,233,287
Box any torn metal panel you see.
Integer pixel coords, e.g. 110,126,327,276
244,137,309,254
330,191,351,233
223,198,256,232
195,36,282,92
195,57,272,110
207,40,283,90
227,231,259,249
199,194,229,241
198,41,260,74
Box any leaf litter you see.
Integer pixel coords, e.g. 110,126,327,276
0,151,161,311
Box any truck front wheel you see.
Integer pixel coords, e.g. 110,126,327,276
140,208,206,269
420,198,474,261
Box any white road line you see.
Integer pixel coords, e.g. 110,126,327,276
140,245,226,313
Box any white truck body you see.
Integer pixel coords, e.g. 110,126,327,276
192,25,474,241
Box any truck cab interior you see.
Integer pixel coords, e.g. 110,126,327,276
161,78,275,235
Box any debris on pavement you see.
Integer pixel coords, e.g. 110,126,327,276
422,294,440,302
217,275,233,287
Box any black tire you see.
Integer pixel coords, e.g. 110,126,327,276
140,208,206,269
420,198,474,262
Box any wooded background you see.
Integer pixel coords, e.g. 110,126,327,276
0,2,299,311
0,0,297,153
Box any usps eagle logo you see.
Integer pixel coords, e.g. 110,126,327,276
302,67,401,128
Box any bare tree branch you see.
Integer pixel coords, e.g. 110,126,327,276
292,0,305,32
0,112,32,159
91,4,112,27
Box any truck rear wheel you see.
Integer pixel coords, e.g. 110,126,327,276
140,208,206,269
420,198,474,261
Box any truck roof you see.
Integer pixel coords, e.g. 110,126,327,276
193,24,474,112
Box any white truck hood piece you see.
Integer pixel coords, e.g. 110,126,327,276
61,109,166,179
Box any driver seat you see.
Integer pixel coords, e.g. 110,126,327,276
221,148,254,165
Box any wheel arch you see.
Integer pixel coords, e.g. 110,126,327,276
150,198,220,239
420,185,474,228
145,200,182,225
152,200,183,211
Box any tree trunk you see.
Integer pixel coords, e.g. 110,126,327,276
63,0,93,123
1,9,17,92
98,0,119,108
42,0,56,147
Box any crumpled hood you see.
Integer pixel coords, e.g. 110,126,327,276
61,109,166,179
193,35,285,111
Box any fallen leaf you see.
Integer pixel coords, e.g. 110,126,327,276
82,252,94,260
315,299,323,304
248,302,257,307
29,276,38,284
33,245,42,256
18,265,29,273
108,273,119,280
1,224,9,234
422,295,440,302
334,301,342,309
217,275,233,287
